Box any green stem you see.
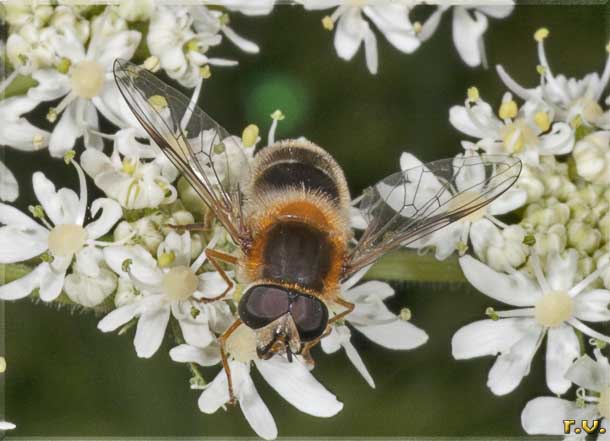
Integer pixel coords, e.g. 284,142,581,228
364,250,466,284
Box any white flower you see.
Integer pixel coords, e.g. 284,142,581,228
0,159,122,302
450,90,574,165
470,221,528,272
147,6,236,88
174,324,343,440
420,2,514,68
6,25,59,75
497,30,610,127
80,147,178,210
115,0,155,22
398,151,527,260
25,19,141,156
97,232,233,358
302,0,420,74
521,349,610,437
190,6,260,54
0,161,18,203
321,267,429,388
63,246,117,307
0,96,50,152
452,249,610,396
573,131,610,185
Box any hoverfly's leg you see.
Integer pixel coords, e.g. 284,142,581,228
166,222,209,233
218,319,242,405
328,297,355,324
197,249,237,304
300,326,333,367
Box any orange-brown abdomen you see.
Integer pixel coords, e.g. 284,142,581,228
240,140,352,299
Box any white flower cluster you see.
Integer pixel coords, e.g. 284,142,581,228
400,28,610,438
300,0,514,74
0,3,429,438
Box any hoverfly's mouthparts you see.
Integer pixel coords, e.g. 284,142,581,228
254,313,302,362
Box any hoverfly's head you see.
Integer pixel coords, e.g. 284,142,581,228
237,283,329,361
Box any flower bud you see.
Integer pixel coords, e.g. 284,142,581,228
568,220,601,254
573,131,610,185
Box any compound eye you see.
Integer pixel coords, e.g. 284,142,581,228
238,285,290,329
290,295,329,342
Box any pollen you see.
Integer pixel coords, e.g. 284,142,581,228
162,266,199,301
71,60,105,99
148,95,168,111
534,111,551,132
534,28,549,42
499,100,518,120
241,124,259,148
467,86,480,103
199,65,211,79
48,224,87,257
322,15,334,31
534,290,574,327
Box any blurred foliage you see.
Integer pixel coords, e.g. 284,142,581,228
2,3,610,438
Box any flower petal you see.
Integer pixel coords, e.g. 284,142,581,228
134,305,170,358
354,318,428,350
521,397,597,435
238,368,278,441
0,160,18,202
169,343,221,367
574,289,610,322
545,324,579,395
452,7,488,67
487,326,543,395
48,99,83,158
38,257,70,301
363,4,419,53
487,187,527,215
452,318,535,359
178,317,215,348
255,356,343,417
198,366,230,413
545,249,578,292
0,263,43,300
98,301,140,332
334,7,363,62
85,198,122,240
566,354,610,391
459,255,541,306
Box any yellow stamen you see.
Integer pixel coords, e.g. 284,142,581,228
534,111,551,132
241,124,259,148
322,15,334,31
499,100,518,120
534,28,549,42
467,86,479,103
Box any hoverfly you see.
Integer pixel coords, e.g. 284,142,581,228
113,59,521,402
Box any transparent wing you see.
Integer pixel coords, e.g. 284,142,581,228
113,59,250,247
344,154,522,279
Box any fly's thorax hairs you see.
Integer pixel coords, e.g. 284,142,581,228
247,138,352,212
241,189,348,299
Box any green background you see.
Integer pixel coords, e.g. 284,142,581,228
2,2,609,438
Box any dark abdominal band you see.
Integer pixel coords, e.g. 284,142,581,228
262,221,332,291
258,161,340,202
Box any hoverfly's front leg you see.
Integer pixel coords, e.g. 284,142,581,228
300,326,333,368
218,319,242,405
198,248,237,304
329,297,355,324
